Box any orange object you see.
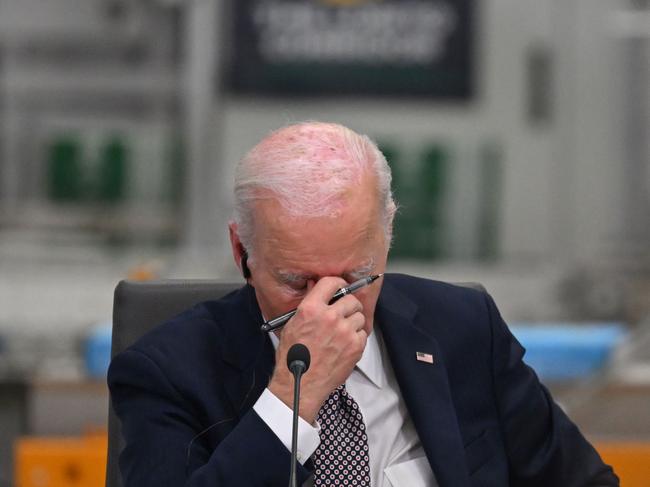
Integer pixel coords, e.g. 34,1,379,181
15,432,107,487
596,441,650,487
127,261,162,282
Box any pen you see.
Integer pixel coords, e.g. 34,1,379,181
260,274,383,332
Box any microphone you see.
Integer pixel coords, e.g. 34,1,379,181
287,343,310,375
287,344,310,487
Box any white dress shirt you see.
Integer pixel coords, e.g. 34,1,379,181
253,328,438,487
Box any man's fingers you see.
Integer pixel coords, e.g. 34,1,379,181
333,294,364,318
305,276,349,304
356,329,369,348
348,311,366,331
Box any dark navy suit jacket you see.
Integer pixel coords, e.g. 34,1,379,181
108,274,618,486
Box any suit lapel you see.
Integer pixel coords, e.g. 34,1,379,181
376,280,471,487
221,284,275,415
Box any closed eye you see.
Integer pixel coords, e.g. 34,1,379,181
276,274,311,294
287,280,308,292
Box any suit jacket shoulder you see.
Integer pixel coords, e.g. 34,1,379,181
107,285,308,486
378,273,618,486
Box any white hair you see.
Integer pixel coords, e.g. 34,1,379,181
232,121,397,255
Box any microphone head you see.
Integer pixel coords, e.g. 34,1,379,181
287,343,311,373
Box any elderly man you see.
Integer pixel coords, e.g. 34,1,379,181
108,122,618,486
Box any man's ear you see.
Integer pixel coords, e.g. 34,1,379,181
229,222,251,280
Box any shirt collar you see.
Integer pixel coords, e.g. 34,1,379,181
269,330,280,349
355,328,385,389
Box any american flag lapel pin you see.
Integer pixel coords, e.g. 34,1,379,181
416,351,434,364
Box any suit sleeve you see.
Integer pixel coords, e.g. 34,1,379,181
485,292,619,486
108,348,313,487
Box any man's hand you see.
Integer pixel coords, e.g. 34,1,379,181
267,277,368,423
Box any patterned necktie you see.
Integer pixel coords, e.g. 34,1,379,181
313,384,371,486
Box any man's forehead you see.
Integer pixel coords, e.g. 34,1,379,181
250,167,381,224
253,196,380,240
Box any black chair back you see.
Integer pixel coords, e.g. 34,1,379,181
106,279,241,487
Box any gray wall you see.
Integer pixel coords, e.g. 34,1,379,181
214,0,637,266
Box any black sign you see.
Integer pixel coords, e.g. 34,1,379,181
228,0,475,99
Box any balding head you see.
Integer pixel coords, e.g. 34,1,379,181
232,121,397,255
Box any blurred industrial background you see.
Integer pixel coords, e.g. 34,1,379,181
0,0,649,485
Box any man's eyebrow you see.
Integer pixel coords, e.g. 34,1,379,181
275,271,315,284
345,259,376,280
275,259,375,284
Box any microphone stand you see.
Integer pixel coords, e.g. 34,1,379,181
286,343,310,487
289,365,304,487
